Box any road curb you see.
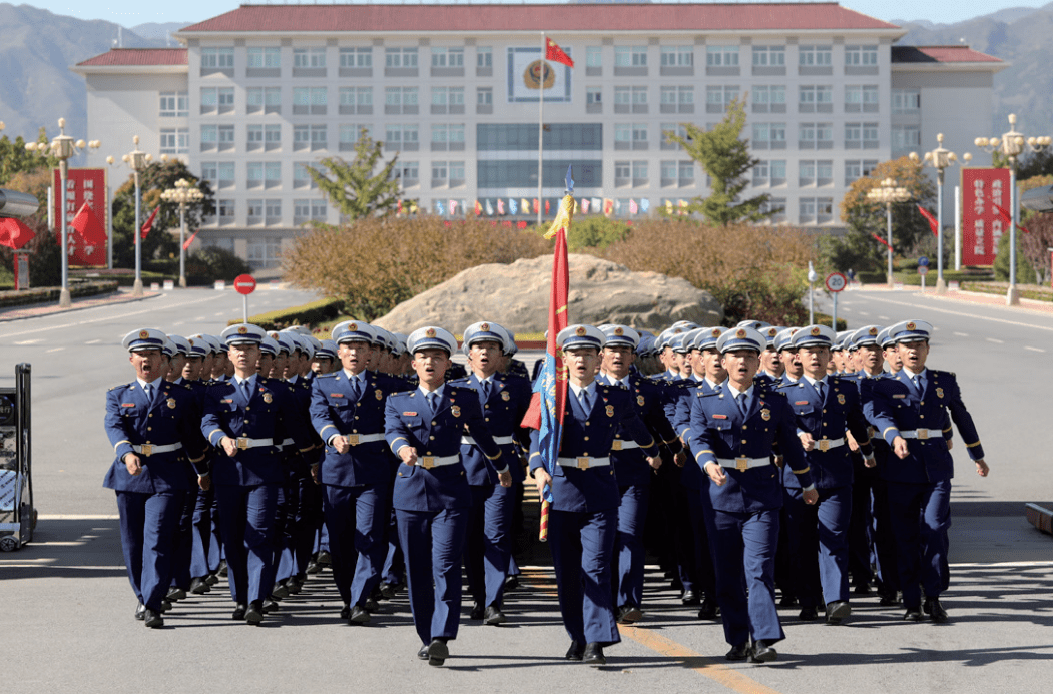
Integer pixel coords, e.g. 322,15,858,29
1025,503,1053,536
0,290,162,323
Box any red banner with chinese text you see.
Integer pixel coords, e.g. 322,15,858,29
53,168,107,266
961,167,1011,266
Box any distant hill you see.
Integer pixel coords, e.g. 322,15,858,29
129,22,193,44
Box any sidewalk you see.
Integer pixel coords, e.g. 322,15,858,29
849,283,1053,314
0,288,161,322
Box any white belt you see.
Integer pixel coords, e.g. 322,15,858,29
340,433,385,446
610,440,639,451
812,437,845,452
461,435,515,446
557,456,611,470
233,437,274,450
416,455,460,470
715,457,770,471
132,442,182,456
900,429,943,441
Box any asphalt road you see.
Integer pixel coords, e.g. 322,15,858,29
2,287,1051,693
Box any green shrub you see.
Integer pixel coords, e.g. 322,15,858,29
993,232,1037,283
231,296,346,330
186,246,252,286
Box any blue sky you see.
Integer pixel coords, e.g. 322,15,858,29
26,1,1045,29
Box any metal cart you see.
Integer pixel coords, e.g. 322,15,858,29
0,364,35,550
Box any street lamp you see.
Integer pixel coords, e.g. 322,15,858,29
160,178,203,288
866,178,912,286
25,118,100,308
910,134,959,294
111,136,154,296
974,114,1051,305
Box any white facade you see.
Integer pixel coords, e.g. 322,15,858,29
71,5,1004,268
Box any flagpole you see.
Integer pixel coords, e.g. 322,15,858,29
537,32,545,228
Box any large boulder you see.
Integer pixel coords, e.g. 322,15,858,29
374,253,723,334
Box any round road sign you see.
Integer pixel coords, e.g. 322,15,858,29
918,265,929,276
825,271,848,293
233,274,256,295
918,256,930,266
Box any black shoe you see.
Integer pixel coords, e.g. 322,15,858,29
583,643,606,667
190,577,211,595
426,638,449,667
379,582,398,599
617,605,643,624
306,561,321,575
697,598,718,620
143,608,164,629
749,640,778,664
853,582,872,595
799,606,819,621
725,643,749,661
903,607,924,621
826,600,852,625
349,605,371,624
316,551,332,567
204,572,220,586
217,560,227,578
504,575,519,591
417,645,430,661
134,602,146,621
272,581,290,600
159,599,172,613
565,640,585,661
680,589,700,606
232,603,247,620
778,595,799,608
924,597,948,623
340,604,351,620
469,602,485,620
286,576,303,595
167,586,186,602
879,590,901,606
245,601,264,625
261,598,280,614
484,605,507,626
364,597,380,612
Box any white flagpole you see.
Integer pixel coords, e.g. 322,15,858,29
538,32,545,227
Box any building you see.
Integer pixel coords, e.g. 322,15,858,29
70,3,1006,269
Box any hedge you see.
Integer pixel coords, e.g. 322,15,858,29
229,296,346,330
0,280,119,309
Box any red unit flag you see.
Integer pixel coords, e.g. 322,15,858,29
140,205,159,239
545,38,574,68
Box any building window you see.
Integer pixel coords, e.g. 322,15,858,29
661,45,693,66
294,47,326,68
863,122,880,149
632,161,648,187
477,87,493,106
339,47,372,68
385,47,418,68
200,87,234,114
477,46,492,68
159,128,188,155
761,197,786,222
159,91,188,117
614,46,647,67
586,46,603,67
432,160,448,187
800,122,832,149
706,85,739,112
216,199,234,224
660,160,677,187
385,86,419,114
799,45,832,67
706,45,739,66
246,236,283,269
247,124,263,150
751,122,786,150
892,88,921,114
246,162,263,189
294,162,317,189
799,85,832,112
247,47,281,68
845,45,878,66
216,162,234,189
753,160,786,187
339,124,371,151
396,161,419,187
431,86,465,113
846,85,880,112
264,124,281,150
678,161,695,187
800,197,816,224
615,161,631,187
339,87,372,114
294,87,328,114
385,124,419,151
200,47,234,69
294,199,329,224
751,85,785,113
294,125,327,151
432,47,464,68
752,45,785,67
265,162,281,189
247,199,264,224
632,123,648,148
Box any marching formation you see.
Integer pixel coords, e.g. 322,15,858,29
103,315,988,667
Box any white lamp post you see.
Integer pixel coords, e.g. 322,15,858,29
25,118,100,308
974,114,1051,305
116,136,153,296
866,178,912,286
160,178,203,288
910,134,960,294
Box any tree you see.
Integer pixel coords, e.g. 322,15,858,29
0,127,58,186
1016,174,1053,283
663,98,770,226
832,157,937,271
306,130,403,221
110,159,214,269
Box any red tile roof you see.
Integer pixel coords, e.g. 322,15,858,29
76,48,188,67
178,3,899,33
892,45,1002,64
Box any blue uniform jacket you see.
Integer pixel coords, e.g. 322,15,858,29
385,386,503,512
448,372,531,485
103,379,206,493
310,370,397,488
200,377,315,486
595,373,682,488
687,382,814,514
528,385,660,514
776,377,873,489
861,369,984,484
671,378,719,492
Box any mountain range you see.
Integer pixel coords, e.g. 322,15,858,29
1,3,1052,151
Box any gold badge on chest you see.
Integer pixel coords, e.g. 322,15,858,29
936,387,944,399
501,391,510,401
451,405,461,418
263,392,273,404
376,390,383,400
605,405,614,418
637,395,645,407
166,398,176,410
837,394,846,405
760,408,771,421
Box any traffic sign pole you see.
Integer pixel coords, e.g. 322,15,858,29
233,273,257,323
824,271,848,330
243,294,248,323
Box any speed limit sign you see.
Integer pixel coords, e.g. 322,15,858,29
825,271,848,293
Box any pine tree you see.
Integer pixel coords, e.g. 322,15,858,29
664,98,771,226
306,129,404,221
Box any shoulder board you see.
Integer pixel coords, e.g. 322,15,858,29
765,389,787,399
317,372,337,379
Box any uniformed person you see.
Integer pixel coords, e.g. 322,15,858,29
104,328,208,628
686,326,817,663
861,320,989,622
755,326,786,386
384,326,504,666
529,324,662,667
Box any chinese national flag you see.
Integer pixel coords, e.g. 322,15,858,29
0,217,36,250
183,228,199,250
70,202,107,247
545,38,574,68
140,205,159,239
917,205,939,237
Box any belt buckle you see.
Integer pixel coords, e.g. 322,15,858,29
140,443,153,457
236,437,250,451
577,457,590,470
347,434,359,446
421,456,435,470
917,429,929,441
818,439,830,452
735,456,749,472
611,440,623,451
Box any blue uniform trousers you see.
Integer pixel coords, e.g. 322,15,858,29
848,457,877,587
614,484,649,609
190,486,220,577
871,477,899,593
887,479,951,609
382,506,405,585
704,506,785,647
397,508,467,645
548,508,621,646
324,484,388,607
685,489,717,600
115,490,185,611
215,483,279,604
169,487,196,590
465,483,516,608
785,486,853,607
273,476,295,583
